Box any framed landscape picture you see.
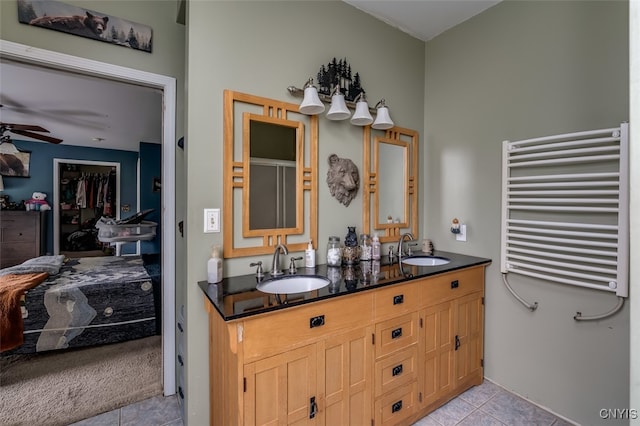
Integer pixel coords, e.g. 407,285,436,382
18,0,152,53
0,151,31,177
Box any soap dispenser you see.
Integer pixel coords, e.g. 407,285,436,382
305,240,316,268
207,245,223,283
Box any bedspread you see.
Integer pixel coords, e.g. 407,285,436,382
3,255,159,354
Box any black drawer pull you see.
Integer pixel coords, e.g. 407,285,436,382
310,315,325,328
178,386,184,399
392,364,403,376
177,322,184,332
178,354,184,366
391,327,403,339
451,280,459,289
392,400,403,413
393,294,404,305
309,396,317,419
455,335,461,350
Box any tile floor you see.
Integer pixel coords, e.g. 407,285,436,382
71,379,572,426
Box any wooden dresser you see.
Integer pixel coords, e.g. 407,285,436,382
0,210,47,268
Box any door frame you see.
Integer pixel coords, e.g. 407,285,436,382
52,158,122,254
1,40,177,396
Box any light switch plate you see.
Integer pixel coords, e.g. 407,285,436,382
204,208,220,233
456,224,467,242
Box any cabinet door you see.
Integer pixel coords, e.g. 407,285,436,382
421,302,454,407
244,344,318,426
453,292,484,389
318,326,372,426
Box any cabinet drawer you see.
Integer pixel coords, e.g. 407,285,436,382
374,380,418,426
0,242,38,268
420,267,484,305
375,312,419,359
374,281,420,319
374,345,418,397
1,226,36,242
242,292,373,360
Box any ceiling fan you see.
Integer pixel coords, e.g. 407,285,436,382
0,121,63,145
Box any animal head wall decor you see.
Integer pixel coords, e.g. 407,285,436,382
326,154,360,207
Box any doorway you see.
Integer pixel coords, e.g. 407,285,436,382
1,40,177,396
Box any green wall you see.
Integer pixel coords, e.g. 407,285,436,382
186,1,424,423
424,2,629,424
3,0,635,425
1,0,187,418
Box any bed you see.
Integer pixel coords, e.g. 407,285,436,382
0,254,161,355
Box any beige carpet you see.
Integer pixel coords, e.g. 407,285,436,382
0,335,162,426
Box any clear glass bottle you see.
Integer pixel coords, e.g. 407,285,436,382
371,233,381,260
360,234,372,261
326,236,342,267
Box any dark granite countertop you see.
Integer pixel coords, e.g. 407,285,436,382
199,250,491,321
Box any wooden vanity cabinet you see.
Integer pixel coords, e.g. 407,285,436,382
204,265,486,426
206,291,374,426
419,267,485,415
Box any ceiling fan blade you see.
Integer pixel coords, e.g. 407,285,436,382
11,129,63,144
0,122,50,132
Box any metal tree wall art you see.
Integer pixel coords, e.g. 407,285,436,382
316,58,364,102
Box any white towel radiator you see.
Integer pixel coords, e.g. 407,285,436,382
500,123,629,318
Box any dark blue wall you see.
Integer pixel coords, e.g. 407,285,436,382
1,140,139,254
139,142,161,254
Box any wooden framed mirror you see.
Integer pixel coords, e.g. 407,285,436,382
362,126,418,244
223,90,318,258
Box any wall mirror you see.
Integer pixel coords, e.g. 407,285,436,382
362,126,418,244
223,90,318,258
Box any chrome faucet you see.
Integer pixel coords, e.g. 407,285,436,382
270,243,289,276
397,232,414,259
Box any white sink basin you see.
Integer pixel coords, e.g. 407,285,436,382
257,275,331,294
401,256,451,267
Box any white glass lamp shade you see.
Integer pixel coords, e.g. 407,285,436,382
326,94,351,120
299,86,325,115
350,100,373,126
372,106,394,130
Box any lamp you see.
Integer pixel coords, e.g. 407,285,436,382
350,92,374,126
372,99,394,130
298,78,325,115
326,86,351,121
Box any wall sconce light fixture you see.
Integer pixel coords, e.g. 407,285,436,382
372,99,394,130
288,83,394,128
289,59,395,128
350,92,373,126
326,86,351,121
298,78,325,115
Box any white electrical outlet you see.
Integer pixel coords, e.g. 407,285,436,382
456,224,467,242
204,208,220,233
